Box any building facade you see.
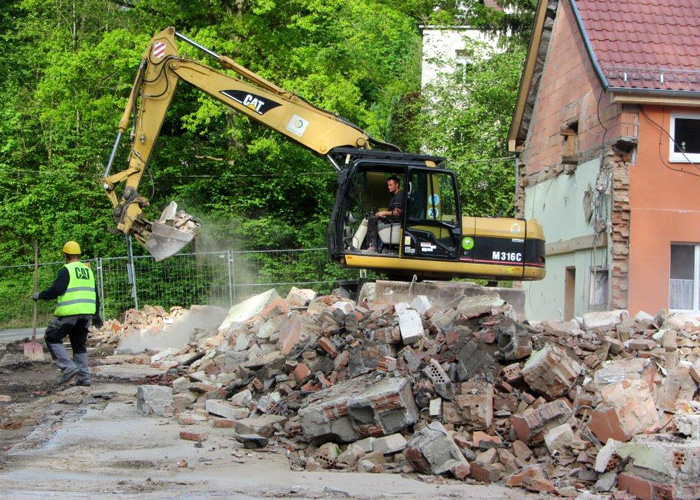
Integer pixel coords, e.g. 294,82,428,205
508,0,700,319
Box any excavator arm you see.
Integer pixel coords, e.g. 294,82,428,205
102,27,387,260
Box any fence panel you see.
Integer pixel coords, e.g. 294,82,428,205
0,259,94,329
0,248,359,327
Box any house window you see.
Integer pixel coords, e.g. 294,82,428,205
454,49,469,84
669,113,700,163
670,243,699,310
589,267,609,308
561,121,578,164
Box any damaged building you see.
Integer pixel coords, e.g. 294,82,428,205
508,0,700,320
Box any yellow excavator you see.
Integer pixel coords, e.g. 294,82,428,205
101,27,545,281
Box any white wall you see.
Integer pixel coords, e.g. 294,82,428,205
522,158,611,320
421,27,501,88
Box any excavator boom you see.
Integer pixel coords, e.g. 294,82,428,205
102,27,382,260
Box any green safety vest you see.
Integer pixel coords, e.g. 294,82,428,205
55,261,97,317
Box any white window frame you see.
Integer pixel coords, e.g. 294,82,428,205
670,243,700,312
669,112,700,163
589,266,609,309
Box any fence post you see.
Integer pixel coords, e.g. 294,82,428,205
227,249,235,307
126,235,139,310
96,257,106,320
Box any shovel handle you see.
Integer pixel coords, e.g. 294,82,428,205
32,240,38,341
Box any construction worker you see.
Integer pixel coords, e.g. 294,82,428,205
33,241,102,386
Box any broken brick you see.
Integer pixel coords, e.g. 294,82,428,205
180,431,208,442
521,344,582,398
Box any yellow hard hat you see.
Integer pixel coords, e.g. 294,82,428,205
62,241,81,255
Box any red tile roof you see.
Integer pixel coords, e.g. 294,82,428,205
575,0,700,92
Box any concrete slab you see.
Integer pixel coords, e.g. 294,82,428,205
93,363,168,380
373,280,524,318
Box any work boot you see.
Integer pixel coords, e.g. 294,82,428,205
75,380,91,387
58,366,79,384
73,352,90,386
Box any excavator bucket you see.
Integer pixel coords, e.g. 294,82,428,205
144,202,200,261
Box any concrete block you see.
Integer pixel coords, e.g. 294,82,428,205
396,306,424,344
612,435,700,499
675,413,700,439
429,398,442,417
543,423,573,453
205,399,248,420
229,389,252,407
409,295,432,315
455,381,494,430
582,309,627,330
521,344,582,398
285,286,317,307
423,358,450,385
234,415,287,438
656,367,696,412
151,347,179,365
496,321,532,361
510,399,573,443
218,289,279,333
593,357,655,387
405,421,470,476
137,385,173,417
298,375,418,443
455,294,504,319
353,437,375,453
588,379,659,443
455,340,497,381
373,433,407,454
664,312,700,330
257,314,282,340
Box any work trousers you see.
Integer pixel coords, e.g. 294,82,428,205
366,216,395,248
44,315,91,383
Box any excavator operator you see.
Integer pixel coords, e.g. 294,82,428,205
363,175,405,253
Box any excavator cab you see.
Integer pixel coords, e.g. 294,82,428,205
328,148,546,280
328,148,465,278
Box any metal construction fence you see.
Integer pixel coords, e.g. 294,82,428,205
0,248,358,328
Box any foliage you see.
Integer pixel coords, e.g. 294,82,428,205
399,40,526,217
0,0,532,322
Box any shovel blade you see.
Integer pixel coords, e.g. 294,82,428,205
24,340,45,362
144,222,196,261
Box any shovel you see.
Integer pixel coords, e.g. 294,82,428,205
24,239,45,361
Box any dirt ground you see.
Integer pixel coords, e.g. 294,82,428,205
0,339,548,500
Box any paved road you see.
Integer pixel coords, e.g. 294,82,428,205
0,328,45,344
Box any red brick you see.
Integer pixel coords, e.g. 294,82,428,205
293,363,311,382
473,431,501,448
451,462,471,480
318,337,337,358
470,462,500,483
617,473,653,500
511,399,573,443
262,297,289,319
213,419,235,428
180,431,208,442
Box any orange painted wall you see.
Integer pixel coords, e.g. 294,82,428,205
629,106,700,314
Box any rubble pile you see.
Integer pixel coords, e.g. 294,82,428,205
92,286,700,499
88,305,189,351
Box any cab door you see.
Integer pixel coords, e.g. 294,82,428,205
401,168,461,260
